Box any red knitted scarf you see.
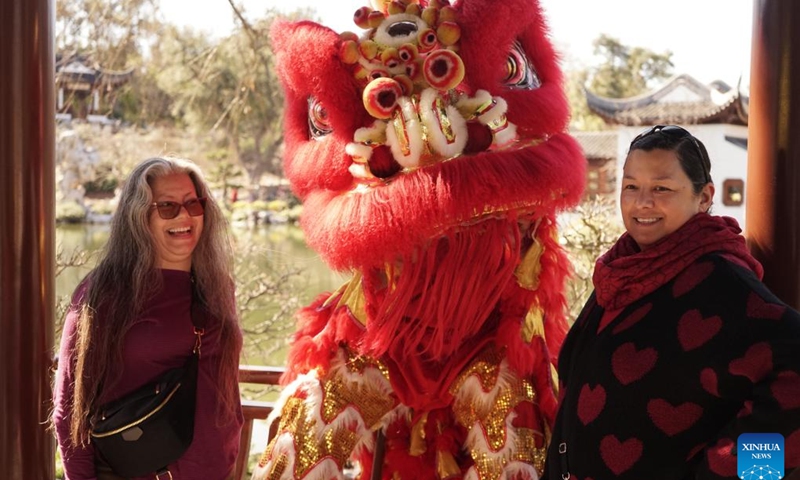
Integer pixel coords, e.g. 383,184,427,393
593,213,763,311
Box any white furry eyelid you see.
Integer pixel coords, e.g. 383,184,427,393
373,14,427,48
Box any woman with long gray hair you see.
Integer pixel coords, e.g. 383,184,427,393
53,157,243,479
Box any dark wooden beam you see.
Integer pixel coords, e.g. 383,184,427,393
746,0,800,309
0,0,56,477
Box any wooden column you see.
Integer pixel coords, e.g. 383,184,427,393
746,0,800,309
0,0,56,478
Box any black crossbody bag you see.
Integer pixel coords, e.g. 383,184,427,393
90,282,207,478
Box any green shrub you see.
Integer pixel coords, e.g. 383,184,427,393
286,205,303,223
266,199,288,212
250,200,270,212
89,200,115,215
55,448,64,479
56,201,86,224
560,197,624,323
83,177,119,194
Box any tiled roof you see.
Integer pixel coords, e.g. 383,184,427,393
585,74,748,126
55,53,134,86
572,131,618,159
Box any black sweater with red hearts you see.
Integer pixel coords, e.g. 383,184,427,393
545,254,800,480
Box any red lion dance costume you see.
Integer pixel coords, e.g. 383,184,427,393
253,0,585,478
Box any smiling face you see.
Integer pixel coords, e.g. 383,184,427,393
148,173,204,271
621,148,714,250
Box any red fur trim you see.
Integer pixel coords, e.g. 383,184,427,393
302,134,585,270
361,217,520,360
268,1,583,474
280,294,338,384
271,6,584,271
458,0,569,136
365,412,469,479
271,21,372,198
534,221,571,361
379,418,440,479
532,336,559,428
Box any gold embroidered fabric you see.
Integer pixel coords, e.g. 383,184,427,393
260,397,355,477
259,351,395,479
449,347,503,395
259,347,549,479
346,350,391,381
450,347,548,478
320,366,396,428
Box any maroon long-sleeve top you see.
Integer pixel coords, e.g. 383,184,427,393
53,269,243,480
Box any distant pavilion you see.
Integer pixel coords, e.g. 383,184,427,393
572,73,750,227
55,53,133,123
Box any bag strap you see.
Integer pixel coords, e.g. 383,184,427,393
190,275,207,357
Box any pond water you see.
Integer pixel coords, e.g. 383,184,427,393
55,223,347,368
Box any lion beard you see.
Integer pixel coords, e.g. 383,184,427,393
359,215,528,362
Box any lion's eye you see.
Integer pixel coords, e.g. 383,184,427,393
308,97,332,139
503,40,540,90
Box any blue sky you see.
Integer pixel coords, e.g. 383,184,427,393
159,0,754,87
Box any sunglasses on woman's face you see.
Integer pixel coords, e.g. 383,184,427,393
151,197,207,219
630,125,711,184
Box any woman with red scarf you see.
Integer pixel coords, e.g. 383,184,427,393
545,126,800,479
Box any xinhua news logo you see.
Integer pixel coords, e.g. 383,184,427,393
738,433,784,480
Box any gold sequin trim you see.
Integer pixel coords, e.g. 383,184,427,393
261,352,395,478
449,347,503,396
264,453,287,478
451,347,547,479
345,350,391,381
321,372,395,428
264,397,357,478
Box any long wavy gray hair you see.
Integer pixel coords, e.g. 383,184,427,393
68,156,241,446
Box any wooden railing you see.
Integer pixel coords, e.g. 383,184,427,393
235,365,285,480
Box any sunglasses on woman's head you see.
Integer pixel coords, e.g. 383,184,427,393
630,125,711,184
151,197,207,219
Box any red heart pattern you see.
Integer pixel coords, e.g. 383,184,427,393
686,442,707,461
729,342,773,382
612,342,658,385
552,253,800,478
677,310,722,351
672,261,714,298
599,435,643,475
577,384,606,426
707,437,737,477
746,292,786,320
647,399,703,436
787,429,800,468
611,303,653,335
700,368,719,397
736,400,753,419
771,371,800,409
